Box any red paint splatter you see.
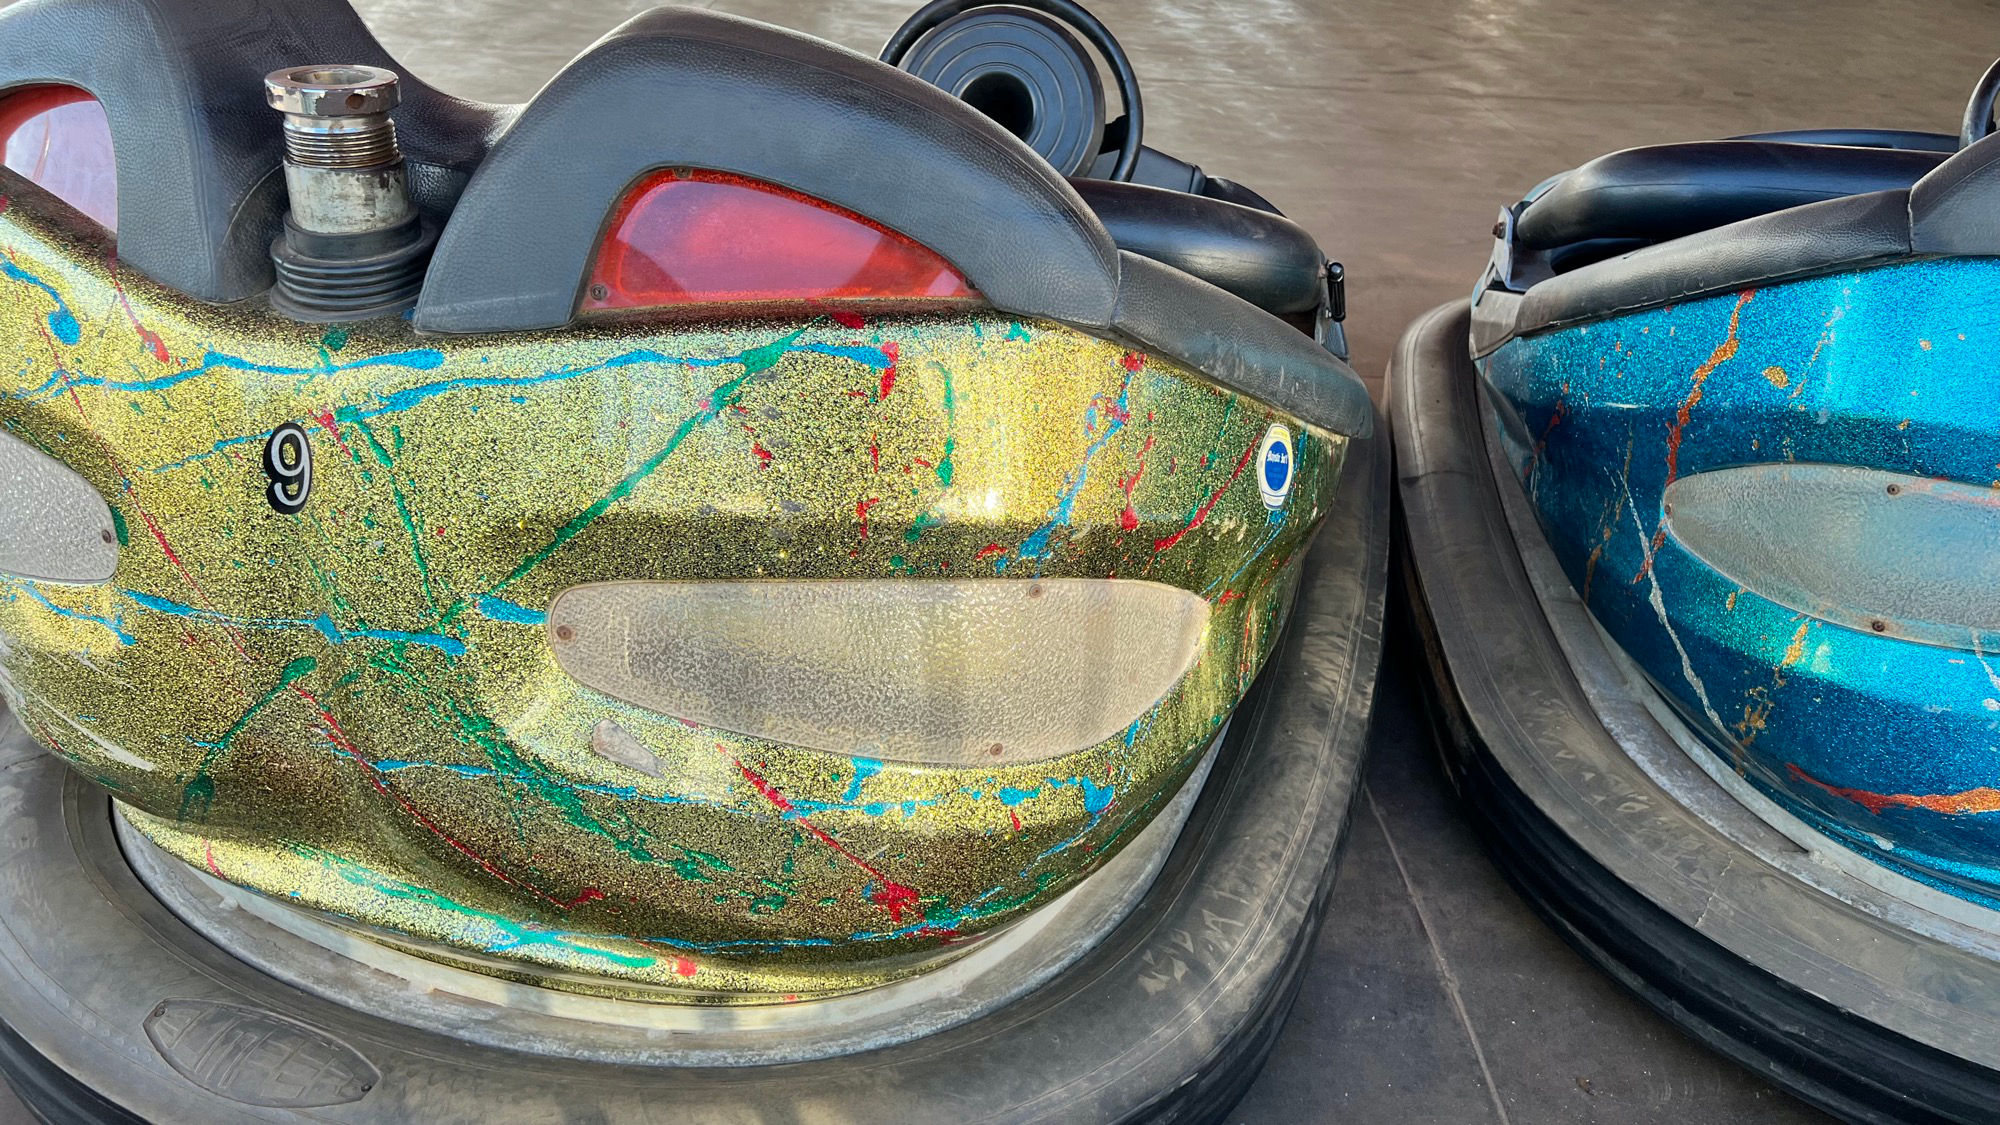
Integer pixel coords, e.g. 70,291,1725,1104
1216,590,1243,605
731,754,922,923
295,687,580,912
869,435,881,471
855,495,881,538
1153,436,1260,553
974,542,1006,562
1121,351,1147,373
311,408,359,463
108,262,170,363
1118,433,1156,531
1788,763,2000,816
673,955,699,977
830,310,865,330
1009,809,1023,832
878,341,900,399
560,886,606,908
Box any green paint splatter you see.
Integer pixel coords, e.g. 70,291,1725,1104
488,341,790,594
935,361,956,487
298,845,655,969
108,506,128,546
902,510,945,545
333,410,395,468
321,325,349,352
180,656,317,819
392,485,441,613
1005,322,1030,342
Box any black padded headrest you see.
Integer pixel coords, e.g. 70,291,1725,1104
414,6,1120,335
0,0,506,303
1070,178,1326,316
1515,140,1946,253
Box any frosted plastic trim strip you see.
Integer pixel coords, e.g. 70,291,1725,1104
547,578,1208,765
0,430,116,583
1665,464,2000,647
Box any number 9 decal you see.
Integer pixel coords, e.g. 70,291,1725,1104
262,422,313,514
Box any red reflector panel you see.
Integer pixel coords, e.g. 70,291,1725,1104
584,170,977,311
0,86,114,231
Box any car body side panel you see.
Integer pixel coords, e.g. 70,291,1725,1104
1477,258,2000,906
0,184,1341,998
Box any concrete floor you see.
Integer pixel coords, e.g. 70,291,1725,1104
3,1,1994,1121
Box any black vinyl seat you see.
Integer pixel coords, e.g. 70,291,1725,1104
1070,178,1326,316
1474,126,2000,354
1514,140,1948,255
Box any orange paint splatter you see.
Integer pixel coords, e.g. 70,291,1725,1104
1790,763,2000,817
1636,290,1753,584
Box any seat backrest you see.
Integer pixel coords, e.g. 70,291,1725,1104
1069,178,1326,317
1513,140,1947,254
0,0,504,303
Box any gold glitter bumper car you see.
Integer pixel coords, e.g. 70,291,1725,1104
0,0,1383,1120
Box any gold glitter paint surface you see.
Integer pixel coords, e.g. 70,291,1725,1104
0,179,1344,999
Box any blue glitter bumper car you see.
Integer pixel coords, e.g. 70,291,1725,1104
1395,65,2000,1125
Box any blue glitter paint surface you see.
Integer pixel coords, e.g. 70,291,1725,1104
1480,258,2000,908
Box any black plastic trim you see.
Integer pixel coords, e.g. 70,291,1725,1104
1109,251,1372,438
415,7,1119,335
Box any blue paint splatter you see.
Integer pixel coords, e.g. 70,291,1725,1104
124,590,465,656
142,337,890,475
1002,365,1137,571
475,595,546,626
2,262,79,344
841,757,882,803
15,347,445,401
9,582,133,643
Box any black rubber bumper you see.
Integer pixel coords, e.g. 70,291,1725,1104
1392,300,2000,1125
0,425,1386,1125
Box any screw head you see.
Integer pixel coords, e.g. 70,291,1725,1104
265,65,400,117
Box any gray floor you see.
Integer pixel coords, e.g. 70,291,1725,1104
5,0,1995,1120
1230,650,1833,1124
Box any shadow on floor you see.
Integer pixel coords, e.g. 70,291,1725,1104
1232,636,1832,1124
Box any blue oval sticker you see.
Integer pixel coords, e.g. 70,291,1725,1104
1257,424,1293,509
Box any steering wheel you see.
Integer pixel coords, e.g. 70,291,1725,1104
882,0,1144,181
1961,57,2000,148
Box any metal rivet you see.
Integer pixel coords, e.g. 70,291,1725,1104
1027,583,1043,599
988,742,1004,756
554,624,575,642
1886,483,1901,496
1870,619,1888,633
589,283,609,301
